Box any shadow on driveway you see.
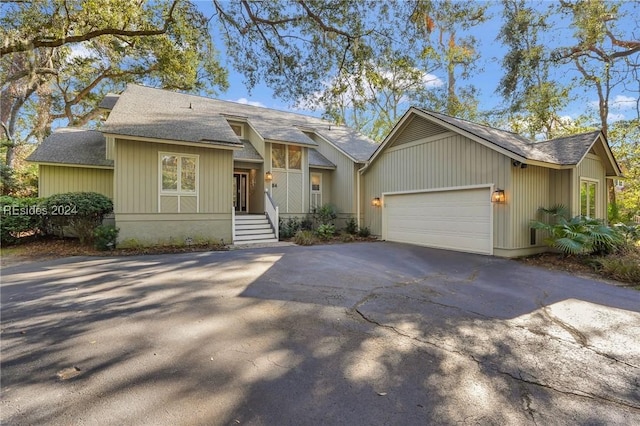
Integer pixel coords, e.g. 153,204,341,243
1,242,639,425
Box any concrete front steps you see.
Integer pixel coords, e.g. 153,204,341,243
234,214,278,244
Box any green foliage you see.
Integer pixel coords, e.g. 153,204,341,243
613,223,640,249
94,225,119,251
0,196,42,245
593,255,640,285
609,119,640,221
316,224,336,240
312,204,338,226
279,217,302,239
300,217,314,231
345,217,358,235
294,230,317,246
41,192,113,244
358,226,371,238
531,205,621,255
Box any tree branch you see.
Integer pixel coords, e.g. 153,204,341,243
1,0,179,56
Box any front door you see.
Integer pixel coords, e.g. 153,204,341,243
233,172,249,213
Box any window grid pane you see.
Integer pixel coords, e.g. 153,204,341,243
181,157,196,192
288,145,302,169
272,144,286,169
162,155,178,191
588,182,596,218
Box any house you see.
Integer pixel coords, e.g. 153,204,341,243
28,84,378,245
29,86,622,257
360,107,622,257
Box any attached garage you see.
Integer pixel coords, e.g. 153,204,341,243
382,186,493,255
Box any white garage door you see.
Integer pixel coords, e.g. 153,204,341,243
382,187,493,255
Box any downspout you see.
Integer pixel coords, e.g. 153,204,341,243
356,162,369,229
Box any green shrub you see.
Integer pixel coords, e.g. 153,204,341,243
312,204,337,226
294,230,317,246
358,226,371,238
41,192,113,245
530,205,621,255
300,217,314,231
594,256,640,284
279,216,301,239
94,225,119,250
0,196,43,245
613,223,640,249
316,223,336,240
345,217,358,235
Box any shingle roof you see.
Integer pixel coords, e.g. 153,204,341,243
309,149,336,169
530,131,600,165
98,93,120,110
234,139,263,161
102,85,242,147
105,84,378,161
416,109,601,165
27,128,113,167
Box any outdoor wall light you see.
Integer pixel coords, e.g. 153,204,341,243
371,197,382,207
491,189,506,203
265,171,273,182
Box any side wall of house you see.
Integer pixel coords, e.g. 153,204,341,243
362,120,513,250
508,164,551,255
39,165,114,198
114,138,233,245
574,153,607,220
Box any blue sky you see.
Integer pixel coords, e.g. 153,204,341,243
197,1,639,125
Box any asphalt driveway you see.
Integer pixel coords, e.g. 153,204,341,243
1,242,639,425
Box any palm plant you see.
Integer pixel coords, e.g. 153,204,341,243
531,205,621,255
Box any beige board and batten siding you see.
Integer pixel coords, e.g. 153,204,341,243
548,169,572,210
114,138,233,245
38,165,113,198
363,116,512,250
308,133,359,218
575,153,607,219
503,164,550,256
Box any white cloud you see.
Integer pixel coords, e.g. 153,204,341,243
232,98,266,108
610,94,637,110
607,112,626,122
422,73,444,88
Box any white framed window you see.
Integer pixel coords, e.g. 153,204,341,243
272,143,302,170
159,152,199,212
580,178,598,218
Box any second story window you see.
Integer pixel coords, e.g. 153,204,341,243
272,143,302,170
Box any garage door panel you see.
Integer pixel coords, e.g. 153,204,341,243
383,187,492,255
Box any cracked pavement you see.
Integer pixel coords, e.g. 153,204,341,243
1,242,639,425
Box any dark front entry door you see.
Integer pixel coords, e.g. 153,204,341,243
233,172,248,213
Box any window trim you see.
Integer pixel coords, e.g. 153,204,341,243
158,152,199,213
579,177,598,218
